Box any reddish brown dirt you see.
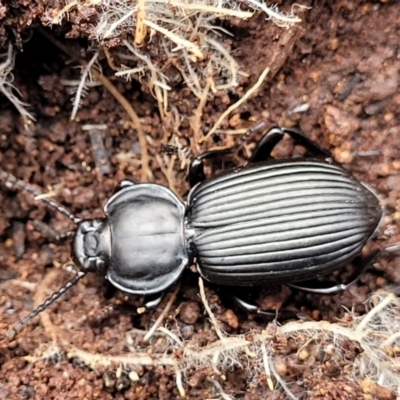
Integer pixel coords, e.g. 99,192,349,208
0,1,399,399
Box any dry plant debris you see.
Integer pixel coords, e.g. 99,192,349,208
46,1,304,116
19,267,400,399
0,44,35,124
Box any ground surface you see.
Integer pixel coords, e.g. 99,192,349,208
0,1,400,399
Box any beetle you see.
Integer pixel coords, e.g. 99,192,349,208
4,123,383,337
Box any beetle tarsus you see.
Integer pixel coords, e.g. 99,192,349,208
250,126,331,163
234,296,298,319
144,293,163,309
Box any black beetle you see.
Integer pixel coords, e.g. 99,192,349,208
4,124,383,336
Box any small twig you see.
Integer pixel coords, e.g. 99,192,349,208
103,9,136,39
207,378,234,400
0,43,35,123
67,346,178,369
278,320,364,343
0,279,37,291
215,128,248,135
144,19,204,60
175,365,186,398
102,46,119,71
144,283,181,342
206,38,239,90
135,0,147,46
155,153,181,200
70,51,99,120
356,293,395,332
261,342,274,391
245,0,301,24
91,71,151,182
201,66,270,142
382,331,400,347
198,277,225,341
52,0,78,24
190,77,212,151
158,327,184,347
150,0,253,19
268,355,298,400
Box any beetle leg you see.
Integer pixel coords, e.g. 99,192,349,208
250,126,331,163
188,121,269,187
288,250,380,295
136,293,164,314
144,293,163,309
116,179,136,189
188,149,233,187
234,296,276,316
234,296,298,318
287,282,347,295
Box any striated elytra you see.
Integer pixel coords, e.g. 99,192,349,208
188,159,381,286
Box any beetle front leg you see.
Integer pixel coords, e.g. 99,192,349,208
188,121,270,187
250,126,331,163
188,149,233,187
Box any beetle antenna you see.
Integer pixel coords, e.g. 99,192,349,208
7,270,86,340
0,168,81,224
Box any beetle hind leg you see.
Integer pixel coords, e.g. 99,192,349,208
288,250,380,295
233,296,298,319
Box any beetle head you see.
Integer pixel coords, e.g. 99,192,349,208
73,219,111,272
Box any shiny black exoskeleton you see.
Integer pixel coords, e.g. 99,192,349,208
5,125,383,336
74,125,382,294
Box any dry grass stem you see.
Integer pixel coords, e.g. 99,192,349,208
46,1,302,109
202,66,270,142
198,277,226,341
135,0,147,45
70,51,99,121
144,283,181,342
0,43,35,124
16,278,400,398
92,71,151,182
144,19,204,60
190,77,212,150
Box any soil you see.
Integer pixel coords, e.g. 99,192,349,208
0,1,400,399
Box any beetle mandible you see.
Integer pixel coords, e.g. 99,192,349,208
5,123,383,337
